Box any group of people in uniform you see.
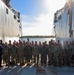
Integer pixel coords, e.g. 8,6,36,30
0,38,74,67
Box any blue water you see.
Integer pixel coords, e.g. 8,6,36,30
20,38,55,44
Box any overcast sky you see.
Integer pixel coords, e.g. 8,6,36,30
10,0,66,36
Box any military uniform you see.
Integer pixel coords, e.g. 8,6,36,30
67,44,72,66
38,42,42,65
24,42,32,64
11,43,18,65
62,48,66,66
3,43,10,66
18,42,25,65
57,43,63,66
0,40,3,67
8,40,12,65
41,42,48,66
32,41,39,65
48,44,52,65
53,43,59,66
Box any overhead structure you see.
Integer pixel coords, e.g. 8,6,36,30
54,0,74,43
2,0,10,7
0,0,21,42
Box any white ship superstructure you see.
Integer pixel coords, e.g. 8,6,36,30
54,0,74,43
0,0,21,42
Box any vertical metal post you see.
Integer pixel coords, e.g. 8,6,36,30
68,0,73,38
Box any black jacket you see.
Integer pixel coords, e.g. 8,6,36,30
0,45,2,56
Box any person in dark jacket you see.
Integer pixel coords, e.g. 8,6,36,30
0,40,3,67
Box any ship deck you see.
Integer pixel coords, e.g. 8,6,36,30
0,63,74,75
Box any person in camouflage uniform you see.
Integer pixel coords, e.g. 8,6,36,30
24,42,32,65
41,41,48,66
0,40,3,67
15,42,19,64
64,42,72,66
8,40,12,65
31,41,34,63
23,40,26,46
62,46,67,66
48,40,55,65
57,40,63,66
32,41,39,65
3,42,10,66
48,41,52,65
53,42,59,66
67,42,73,66
18,41,25,65
11,42,18,65
38,41,42,65
71,41,74,66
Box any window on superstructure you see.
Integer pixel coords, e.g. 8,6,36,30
14,15,16,19
18,12,20,19
58,15,62,20
6,8,8,14
18,19,20,22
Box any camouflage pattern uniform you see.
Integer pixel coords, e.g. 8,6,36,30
3,42,10,66
62,47,66,66
48,41,54,65
53,43,59,66
0,40,3,67
8,40,12,65
24,42,32,64
71,42,74,65
11,42,18,65
48,41,52,65
38,41,42,65
57,43,63,66
67,43,73,66
32,41,39,65
41,42,48,65
18,41,25,65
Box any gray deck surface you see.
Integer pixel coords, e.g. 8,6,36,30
0,65,74,75
19,64,74,75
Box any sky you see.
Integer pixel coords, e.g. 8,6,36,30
10,0,66,36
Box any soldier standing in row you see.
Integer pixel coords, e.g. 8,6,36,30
67,42,73,66
31,41,34,63
11,42,18,65
3,42,10,66
41,41,48,66
38,41,42,65
32,41,39,65
62,47,67,66
8,40,12,65
71,41,74,66
57,40,62,66
18,41,25,65
48,40,54,65
0,40,3,67
24,42,32,65
53,42,59,66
